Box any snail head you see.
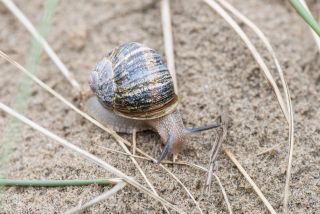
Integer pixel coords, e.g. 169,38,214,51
156,114,223,163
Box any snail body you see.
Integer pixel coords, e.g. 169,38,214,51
86,42,219,162
85,96,148,133
86,96,186,157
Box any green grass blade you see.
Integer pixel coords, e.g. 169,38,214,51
290,0,320,36
0,179,115,187
0,0,59,177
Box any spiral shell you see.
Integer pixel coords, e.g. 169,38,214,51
89,42,178,120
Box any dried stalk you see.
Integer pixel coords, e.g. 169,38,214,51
205,116,227,192
224,148,277,214
64,180,126,214
213,174,233,214
161,0,178,93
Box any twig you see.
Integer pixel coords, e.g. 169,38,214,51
203,0,289,122
205,116,227,192
256,144,280,156
98,145,208,171
0,101,185,214
97,146,150,161
132,128,137,155
161,160,208,172
213,174,233,214
1,0,80,89
0,178,120,187
161,0,178,93
224,148,277,214
289,0,320,36
64,180,126,214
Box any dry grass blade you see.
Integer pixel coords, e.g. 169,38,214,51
97,146,150,161
214,0,295,211
64,180,126,214
163,161,208,171
1,0,80,89
161,0,178,93
161,164,203,214
98,145,208,171
283,88,294,214
224,148,277,214
0,101,185,214
0,50,200,213
205,116,227,192
203,0,289,122
299,0,320,51
213,173,233,214
256,144,280,156
132,128,137,155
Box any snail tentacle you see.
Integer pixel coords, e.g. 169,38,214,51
157,134,173,164
186,121,221,133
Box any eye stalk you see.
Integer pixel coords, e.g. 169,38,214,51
157,134,173,163
185,123,221,133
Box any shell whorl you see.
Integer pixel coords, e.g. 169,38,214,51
89,42,178,120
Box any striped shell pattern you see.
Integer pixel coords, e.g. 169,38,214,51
89,42,178,120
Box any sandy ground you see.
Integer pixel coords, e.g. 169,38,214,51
0,0,319,213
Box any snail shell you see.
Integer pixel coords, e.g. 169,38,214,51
89,42,178,120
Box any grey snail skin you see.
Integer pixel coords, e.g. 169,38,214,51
86,42,221,163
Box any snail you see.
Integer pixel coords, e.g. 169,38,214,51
85,42,221,163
